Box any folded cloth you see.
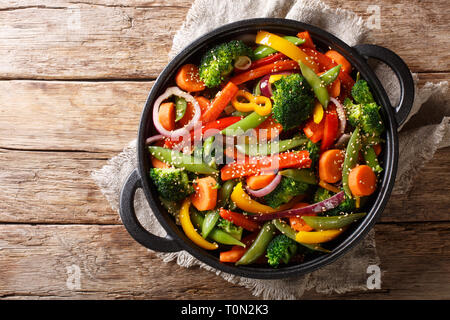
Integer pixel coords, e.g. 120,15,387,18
92,0,448,299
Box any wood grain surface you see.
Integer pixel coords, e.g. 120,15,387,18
0,0,449,300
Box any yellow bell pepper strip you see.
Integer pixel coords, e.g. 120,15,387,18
255,30,319,72
230,182,278,214
295,228,344,244
313,101,324,124
231,90,272,116
230,182,294,214
179,199,218,250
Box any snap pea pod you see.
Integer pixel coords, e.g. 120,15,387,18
272,219,330,253
253,80,262,96
299,61,329,109
342,127,362,198
278,168,317,185
235,221,276,265
301,213,367,230
254,36,305,60
190,210,245,247
221,112,269,136
319,64,341,86
217,179,238,208
201,210,220,239
202,136,217,169
363,145,383,174
148,146,218,174
231,110,252,117
174,96,187,122
235,136,308,156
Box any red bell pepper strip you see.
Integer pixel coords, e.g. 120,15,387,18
301,47,355,99
320,105,339,151
201,81,239,123
230,60,299,85
219,208,260,232
249,52,287,70
297,31,316,49
164,116,242,149
221,150,312,180
303,116,325,143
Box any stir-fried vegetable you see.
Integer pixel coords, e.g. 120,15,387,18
146,30,386,268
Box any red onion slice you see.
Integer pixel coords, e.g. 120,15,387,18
333,133,351,149
245,173,281,197
152,87,201,139
331,97,346,138
259,71,293,98
145,134,164,145
250,191,345,221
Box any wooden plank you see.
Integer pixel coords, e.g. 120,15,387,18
0,80,150,152
1,74,448,153
0,222,448,299
0,149,119,224
0,146,448,225
0,0,448,80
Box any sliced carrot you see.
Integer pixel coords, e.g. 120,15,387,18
151,156,169,169
191,176,218,211
297,31,316,49
195,96,211,114
158,102,175,131
289,202,316,232
255,115,283,141
246,173,276,190
175,64,205,92
325,50,352,74
201,82,239,123
348,165,377,197
318,149,345,183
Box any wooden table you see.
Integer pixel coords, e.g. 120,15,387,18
0,0,449,299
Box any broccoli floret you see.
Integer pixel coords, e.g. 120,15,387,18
216,218,243,240
271,74,315,130
266,234,298,267
149,168,194,201
313,186,332,203
303,137,320,165
263,177,309,208
351,80,375,104
344,99,385,136
198,40,254,88
313,187,356,216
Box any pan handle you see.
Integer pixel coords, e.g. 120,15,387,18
119,169,182,252
353,44,414,127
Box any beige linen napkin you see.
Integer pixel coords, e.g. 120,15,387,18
92,0,449,299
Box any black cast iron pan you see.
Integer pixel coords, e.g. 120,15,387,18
119,18,414,279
